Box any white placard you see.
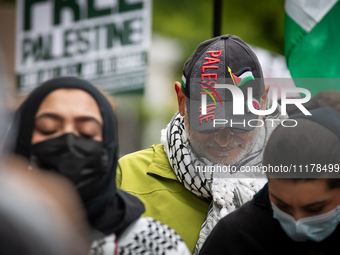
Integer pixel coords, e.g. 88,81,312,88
16,0,151,93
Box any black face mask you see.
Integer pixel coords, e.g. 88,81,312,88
30,133,109,202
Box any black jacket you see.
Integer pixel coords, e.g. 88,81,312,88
199,183,340,255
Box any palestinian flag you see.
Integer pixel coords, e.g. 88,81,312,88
228,67,255,87
181,75,186,88
285,0,340,96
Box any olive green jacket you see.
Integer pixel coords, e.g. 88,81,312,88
116,144,210,253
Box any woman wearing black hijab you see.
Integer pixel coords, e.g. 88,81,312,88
10,76,190,255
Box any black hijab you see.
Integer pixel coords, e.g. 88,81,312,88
10,76,144,236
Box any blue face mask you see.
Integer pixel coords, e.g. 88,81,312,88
271,202,340,242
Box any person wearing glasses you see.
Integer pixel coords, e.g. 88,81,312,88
117,35,280,254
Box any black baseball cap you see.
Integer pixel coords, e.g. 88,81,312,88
181,34,265,132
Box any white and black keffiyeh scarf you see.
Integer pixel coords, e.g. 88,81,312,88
161,112,284,254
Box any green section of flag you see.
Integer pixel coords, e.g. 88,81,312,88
181,79,186,88
238,75,255,87
285,1,340,96
284,14,306,59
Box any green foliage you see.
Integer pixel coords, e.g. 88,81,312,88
153,0,285,59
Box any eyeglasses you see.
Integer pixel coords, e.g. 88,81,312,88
196,127,250,135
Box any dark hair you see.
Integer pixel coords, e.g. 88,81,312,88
263,118,340,189
287,90,340,116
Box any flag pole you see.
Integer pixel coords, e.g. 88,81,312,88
213,0,222,37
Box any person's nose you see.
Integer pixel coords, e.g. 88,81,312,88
292,210,307,221
213,128,233,147
62,122,77,136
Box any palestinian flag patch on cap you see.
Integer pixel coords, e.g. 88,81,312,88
228,67,255,87
181,75,186,88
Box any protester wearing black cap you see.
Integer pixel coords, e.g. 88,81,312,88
117,34,284,253
199,106,340,255
9,76,190,255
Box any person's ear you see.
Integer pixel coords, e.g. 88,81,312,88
175,82,186,116
260,84,270,110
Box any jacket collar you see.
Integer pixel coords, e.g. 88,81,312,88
146,144,179,182
146,145,272,206
254,183,271,209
